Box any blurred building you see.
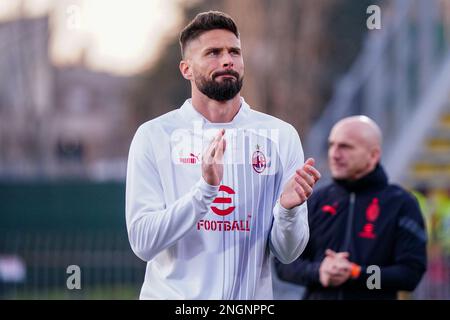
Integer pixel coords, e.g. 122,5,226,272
52,66,132,180
0,16,133,181
0,16,52,178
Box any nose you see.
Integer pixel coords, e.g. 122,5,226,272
329,146,340,161
222,52,234,69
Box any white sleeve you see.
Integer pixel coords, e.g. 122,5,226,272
125,125,219,262
269,125,309,264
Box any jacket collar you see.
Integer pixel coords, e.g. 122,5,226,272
333,164,388,193
178,97,250,126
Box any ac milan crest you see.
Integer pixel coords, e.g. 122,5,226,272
252,145,266,174
358,198,380,239
366,198,380,222
359,223,376,239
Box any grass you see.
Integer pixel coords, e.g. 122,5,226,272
3,284,141,300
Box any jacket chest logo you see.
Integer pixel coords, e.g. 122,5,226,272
178,151,200,164
322,202,338,215
358,197,380,239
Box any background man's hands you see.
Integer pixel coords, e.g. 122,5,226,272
319,249,353,287
202,129,226,186
280,158,321,209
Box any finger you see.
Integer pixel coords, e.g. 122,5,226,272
335,259,352,269
304,165,321,182
215,129,226,157
297,166,320,185
294,175,313,197
205,137,218,157
304,158,315,167
219,128,225,139
204,142,217,163
336,265,351,274
214,135,226,163
295,177,313,196
331,261,351,273
210,145,216,158
335,252,350,259
296,170,315,187
203,140,218,165
325,249,336,257
211,129,224,147
294,186,306,203
294,158,314,176
329,273,347,281
336,267,352,278
222,135,227,154
206,130,224,158
329,270,345,277
202,146,213,165
328,264,344,276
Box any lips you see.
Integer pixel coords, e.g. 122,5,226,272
331,162,346,169
218,75,235,79
213,70,240,80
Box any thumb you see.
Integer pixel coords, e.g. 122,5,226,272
336,252,350,259
325,249,336,257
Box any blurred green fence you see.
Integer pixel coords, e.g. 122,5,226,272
0,181,145,299
2,181,448,300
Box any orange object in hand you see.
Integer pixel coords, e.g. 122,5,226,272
350,263,361,279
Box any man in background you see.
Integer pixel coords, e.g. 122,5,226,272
275,116,427,299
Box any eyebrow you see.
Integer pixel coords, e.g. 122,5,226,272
203,46,241,53
328,141,353,148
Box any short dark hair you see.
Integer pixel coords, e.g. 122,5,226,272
179,11,239,58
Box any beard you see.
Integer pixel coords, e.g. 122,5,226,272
194,70,243,101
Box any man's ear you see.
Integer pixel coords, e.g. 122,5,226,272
371,146,382,164
179,60,192,80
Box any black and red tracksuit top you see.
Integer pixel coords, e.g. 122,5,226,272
275,164,427,299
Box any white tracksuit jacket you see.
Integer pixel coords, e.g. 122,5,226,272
125,98,309,299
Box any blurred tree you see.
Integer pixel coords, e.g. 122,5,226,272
129,40,190,131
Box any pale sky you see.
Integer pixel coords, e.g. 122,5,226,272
0,0,191,75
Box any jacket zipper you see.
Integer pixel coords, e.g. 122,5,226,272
338,192,356,300
343,192,356,251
